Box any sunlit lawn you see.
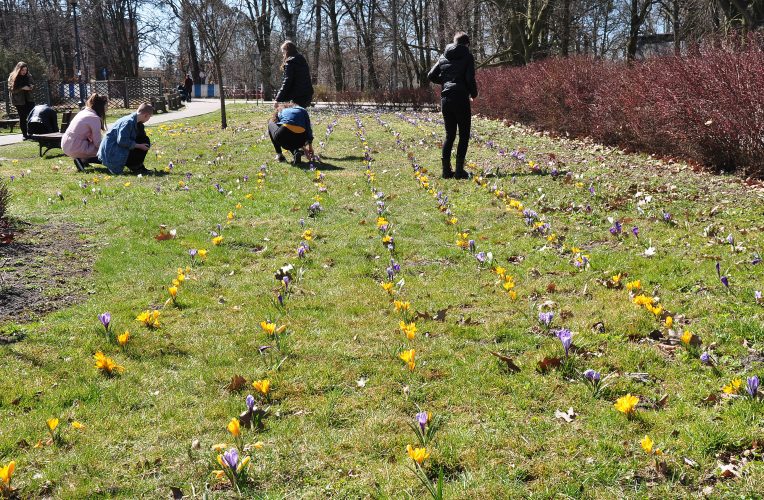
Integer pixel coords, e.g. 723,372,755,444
1,105,763,498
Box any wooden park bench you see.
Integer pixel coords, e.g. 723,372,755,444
0,115,20,133
150,96,168,113
29,110,73,157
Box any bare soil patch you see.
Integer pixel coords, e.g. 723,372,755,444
0,220,93,329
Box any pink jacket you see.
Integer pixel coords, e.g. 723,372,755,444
62,108,103,159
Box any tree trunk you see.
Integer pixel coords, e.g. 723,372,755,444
188,25,201,82
215,57,227,129
327,0,344,91
312,0,323,84
561,0,571,57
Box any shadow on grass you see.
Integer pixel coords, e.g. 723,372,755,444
294,160,344,171
81,165,171,177
320,154,364,162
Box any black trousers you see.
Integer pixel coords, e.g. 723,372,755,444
15,102,35,138
441,98,471,161
126,123,150,169
268,121,307,155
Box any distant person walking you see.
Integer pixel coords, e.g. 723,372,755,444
427,32,478,179
98,103,154,174
62,93,108,171
274,41,313,108
7,62,36,139
268,102,314,165
184,74,193,102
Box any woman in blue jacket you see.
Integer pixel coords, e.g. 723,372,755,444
98,103,154,174
268,103,314,165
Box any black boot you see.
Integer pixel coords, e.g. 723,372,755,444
442,157,454,179
454,157,469,179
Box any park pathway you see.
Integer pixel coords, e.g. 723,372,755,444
0,98,222,148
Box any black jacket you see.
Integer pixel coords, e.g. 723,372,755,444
274,53,314,104
27,104,58,134
427,43,478,102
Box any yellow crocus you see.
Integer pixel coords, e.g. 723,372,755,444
723,378,742,394
641,435,654,454
227,417,240,437
198,249,208,260
494,266,506,279
382,235,393,245
399,349,416,371
46,418,59,433
614,394,639,416
665,316,673,329
406,444,430,464
376,217,389,228
0,460,15,486
252,379,271,396
94,351,124,374
381,282,394,294
168,286,178,299
507,290,518,300
212,236,224,246
680,330,693,345
227,211,235,220
260,321,276,336
212,443,227,453
394,300,410,313
626,280,642,291
245,193,254,200
72,421,85,430
117,331,130,347
236,203,242,209
302,229,313,241
399,321,418,340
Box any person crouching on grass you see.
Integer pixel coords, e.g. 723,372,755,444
62,93,108,172
268,102,314,165
98,103,153,175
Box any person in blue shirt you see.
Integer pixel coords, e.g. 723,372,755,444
268,102,314,165
98,103,153,174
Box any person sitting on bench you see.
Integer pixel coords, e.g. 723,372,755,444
62,93,108,172
26,104,58,135
98,103,153,174
268,102,314,165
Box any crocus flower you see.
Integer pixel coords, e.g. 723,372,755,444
468,240,476,253
189,248,198,259
476,251,487,264
663,212,671,222
756,290,762,303
614,394,639,415
556,328,572,356
117,331,130,347
222,448,239,470
632,227,639,238
538,312,554,327
747,376,759,398
721,276,729,288
583,369,601,382
715,261,721,278
94,351,124,375
227,417,240,437
252,379,271,397
0,460,16,488
406,444,430,465
246,394,255,410
98,312,111,331
700,352,712,365
416,411,428,434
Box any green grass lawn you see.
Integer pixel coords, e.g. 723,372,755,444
1,105,763,498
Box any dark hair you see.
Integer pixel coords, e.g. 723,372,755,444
86,93,109,130
454,32,470,45
280,41,298,69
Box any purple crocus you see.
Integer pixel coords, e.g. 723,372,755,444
746,376,759,398
468,240,476,253
700,352,713,366
299,218,305,228
282,276,290,291
755,290,762,303
415,411,428,434
297,245,307,258
715,261,721,278
583,369,601,382
222,448,239,470
277,292,284,306
556,328,572,356
721,276,729,288
609,221,622,236
475,252,487,264
98,312,111,331
588,185,595,196
632,227,639,238
246,394,255,410
189,248,198,259
538,311,554,328
662,211,672,222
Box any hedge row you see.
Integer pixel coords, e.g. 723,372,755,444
472,39,764,176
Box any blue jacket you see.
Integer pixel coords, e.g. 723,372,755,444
98,112,139,173
278,106,313,142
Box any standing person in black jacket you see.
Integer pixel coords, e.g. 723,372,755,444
7,62,36,139
427,32,479,179
274,41,314,108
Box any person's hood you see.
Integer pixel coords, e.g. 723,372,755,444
444,43,469,61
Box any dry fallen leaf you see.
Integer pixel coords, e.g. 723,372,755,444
226,374,247,392
491,351,521,373
537,356,562,373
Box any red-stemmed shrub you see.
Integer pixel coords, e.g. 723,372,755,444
473,36,764,176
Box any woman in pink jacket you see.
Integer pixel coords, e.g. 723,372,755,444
62,93,108,171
